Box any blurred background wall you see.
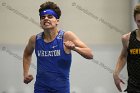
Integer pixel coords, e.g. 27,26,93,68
0,0,138,93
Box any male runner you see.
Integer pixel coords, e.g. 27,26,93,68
113,3,140,93
23,1,93,93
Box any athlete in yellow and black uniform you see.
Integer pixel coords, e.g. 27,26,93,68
126,30,140,92
113,4,140,93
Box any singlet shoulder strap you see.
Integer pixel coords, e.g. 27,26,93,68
36,32,43,40
129,29,137,41
57,30,64,39
131,29,136,36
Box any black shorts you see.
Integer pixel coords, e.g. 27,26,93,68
127,92,140,93
125,78,140,93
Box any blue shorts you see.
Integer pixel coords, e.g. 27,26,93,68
34,82,70,93
34,89,70,93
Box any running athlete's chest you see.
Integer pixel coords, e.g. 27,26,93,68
36,39,63,58
127,37,140,55
128,48,140,55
